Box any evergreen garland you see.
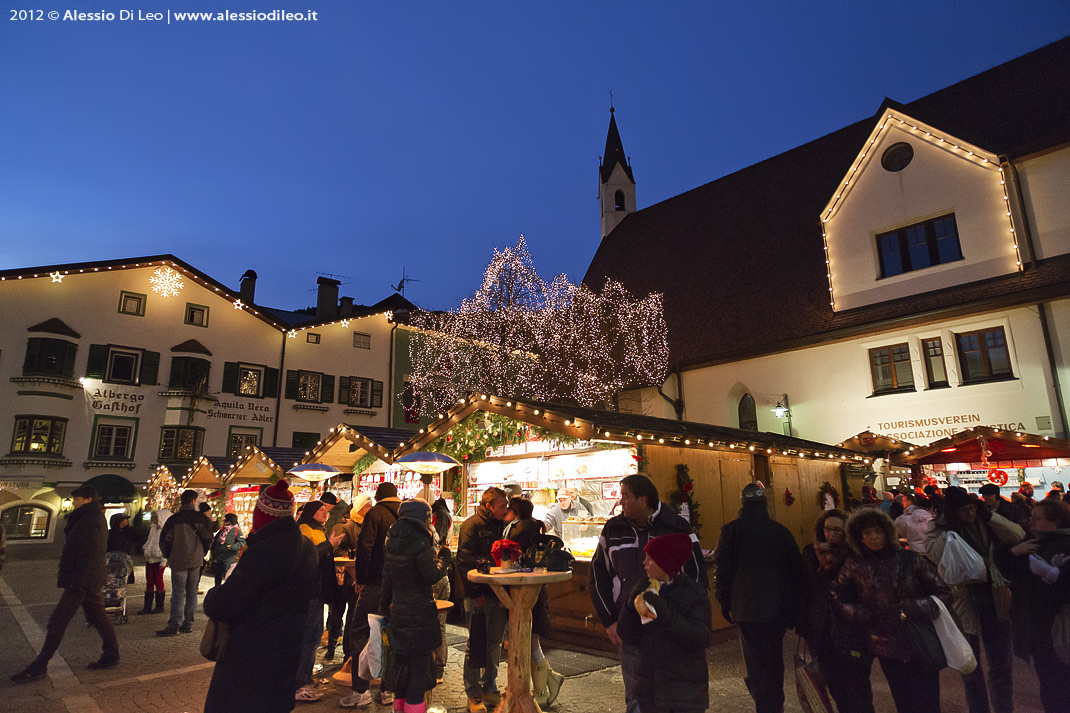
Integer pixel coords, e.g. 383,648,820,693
668,463,701,536
424,412,581,465
352,452,379,475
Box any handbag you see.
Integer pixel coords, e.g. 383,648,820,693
931,596,977,674
937,532,987,585
1052,603,1070,666
793,639,834,713
199,618,230,661
525,534,575,572
896,552,946,670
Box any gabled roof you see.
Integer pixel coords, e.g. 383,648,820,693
27,317,81,338
897,426,1070,466
583,38,1070,368
171,339,212,356
303,425,418,469
600,110,634,184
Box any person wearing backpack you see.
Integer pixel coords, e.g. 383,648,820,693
927,486,1023,713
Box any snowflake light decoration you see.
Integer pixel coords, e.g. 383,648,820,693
149,266,184,297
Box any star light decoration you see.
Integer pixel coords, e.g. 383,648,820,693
407,235,669,414
50,271,64,283
149,266,185,297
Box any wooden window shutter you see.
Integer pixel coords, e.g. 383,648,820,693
263,367,279,398
23,338,41,373
61,342,77,378
169,356,188,388
285,370,299,400
321,374,335,404
338,377,350,406
221,362,239,394
371,380,383,408
86,344,109,379
141,350,161,385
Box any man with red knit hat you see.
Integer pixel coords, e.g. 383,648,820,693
202,479,318,713
617,533,713,713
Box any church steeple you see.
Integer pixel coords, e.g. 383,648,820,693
599,107,636,240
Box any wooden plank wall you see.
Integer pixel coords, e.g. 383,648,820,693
767,456,843,548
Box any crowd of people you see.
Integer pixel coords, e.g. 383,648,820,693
9,472,1070,713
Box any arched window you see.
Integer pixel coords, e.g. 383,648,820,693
614,190,626,211
1,503,53,539
738,394,758,431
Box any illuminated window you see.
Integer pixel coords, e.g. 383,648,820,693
869,344,915,394
956,327,1013,384
10,416,67,455
221,362,278,399
922,338,948,388
877,214,962,278
238,366,262,396
228,429,259,457
284,370,333,404
159,426,204,461
1,504,53,540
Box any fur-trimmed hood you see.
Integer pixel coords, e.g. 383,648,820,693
845,507,901,555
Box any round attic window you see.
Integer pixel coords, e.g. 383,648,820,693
881,142,914,172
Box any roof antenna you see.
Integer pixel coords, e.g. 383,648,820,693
391,266,419,296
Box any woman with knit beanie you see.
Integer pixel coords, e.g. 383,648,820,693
294,500,344,702
379,499,451,713
202,479,318,713
617,532,713,713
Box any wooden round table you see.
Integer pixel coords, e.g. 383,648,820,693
468,568,573,713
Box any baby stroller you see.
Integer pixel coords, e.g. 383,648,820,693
103,552,134,624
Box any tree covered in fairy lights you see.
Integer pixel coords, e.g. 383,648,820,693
407,236,669,413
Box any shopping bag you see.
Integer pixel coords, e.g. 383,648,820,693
199,618,230,661
357,613,387,680
937,532,987,585
1052,603,1070,666
931,596,977,674
793,639,834,713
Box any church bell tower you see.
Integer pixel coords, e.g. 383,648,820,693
599,107,636,240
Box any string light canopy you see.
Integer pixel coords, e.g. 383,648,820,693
820,109,1020,309
408,235,669,415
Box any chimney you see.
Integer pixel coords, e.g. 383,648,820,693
316,276,340,320
339,296,354,316
239,269,258,304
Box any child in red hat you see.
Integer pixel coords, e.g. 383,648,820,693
617,533,712,713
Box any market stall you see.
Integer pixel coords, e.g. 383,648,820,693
896,427,1070,498
181,456,228,513
221,446,310,533
147,465,182,512
390,393,870,644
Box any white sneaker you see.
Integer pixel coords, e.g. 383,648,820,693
295,686,324,702
377,689,394,705
340,690,374,709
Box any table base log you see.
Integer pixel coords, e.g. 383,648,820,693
489,582,543,713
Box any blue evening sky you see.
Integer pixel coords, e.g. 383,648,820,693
3,3,1069,312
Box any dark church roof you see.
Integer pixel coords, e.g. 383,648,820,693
583,38,1070,370
599,110,635,184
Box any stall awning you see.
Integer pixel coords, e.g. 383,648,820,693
836,431,919,456
896,427,1070,466
82,473,138,503
387,393,870,464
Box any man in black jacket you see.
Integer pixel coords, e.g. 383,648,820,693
590,474,707,713
713,482,805,713
456,486,509,713
11,485,120,683
340,482,402,709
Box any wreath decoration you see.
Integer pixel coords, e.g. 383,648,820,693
669,463,701,536
818,481,840,510
987,469,1009,487
784,488,795,506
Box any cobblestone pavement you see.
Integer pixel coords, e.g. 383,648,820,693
1,557,1048,712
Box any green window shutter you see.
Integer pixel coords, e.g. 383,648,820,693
86,344,108,379
191,359,211,389
371,380,383,408
221,362,239,394
23,338,41,373
321,374,335,404
338,377,350,406
263,368,279,398
169,356,188,388
61,342,77,378
141,350,160,385
284,370,299,400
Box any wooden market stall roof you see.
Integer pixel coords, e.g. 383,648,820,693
836,431,919,456
389,393,871,465
303,425,417,470
896,427,1070,467
182,457,227,488
228,446,308,486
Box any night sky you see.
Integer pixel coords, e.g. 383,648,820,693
3,3,1069,313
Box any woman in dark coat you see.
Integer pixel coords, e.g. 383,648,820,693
994,498,1070,712
380,499,449,713
210,512,245,587
202,479,317,713
831,507,950,713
